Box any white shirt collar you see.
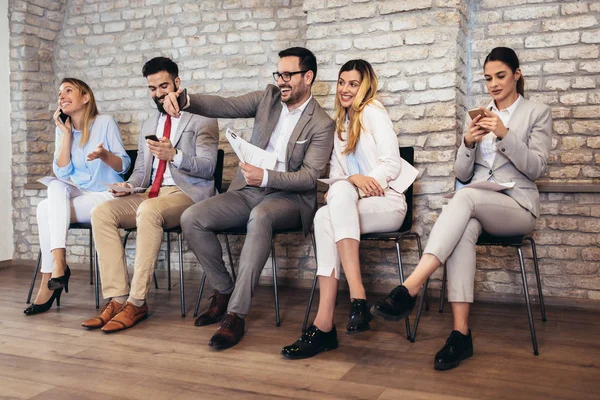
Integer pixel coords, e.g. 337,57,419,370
488,94,522,114
282,95,312,115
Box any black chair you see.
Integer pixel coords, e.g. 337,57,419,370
26,223,96,304
423,232,547,355
121,149,224,318
301,147,423,341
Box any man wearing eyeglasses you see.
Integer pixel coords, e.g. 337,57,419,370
163,47,334,350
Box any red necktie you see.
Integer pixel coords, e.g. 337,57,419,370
148,114,171,198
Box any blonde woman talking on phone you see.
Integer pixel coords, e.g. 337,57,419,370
371,47,552,371
282,59,411,359
24,78,130,316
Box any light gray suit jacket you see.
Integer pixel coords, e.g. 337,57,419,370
455,97,552,217
187,84,335,234
127,111,219,203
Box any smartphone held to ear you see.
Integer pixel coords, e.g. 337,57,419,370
177,88,187,110
468,108,486,120
144,134,160,142
59,110,69,124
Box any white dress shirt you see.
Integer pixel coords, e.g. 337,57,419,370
151,112,184,186
480,94,522,181
260,96,312,187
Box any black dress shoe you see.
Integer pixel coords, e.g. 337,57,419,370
208,312,245,350
347,299,373,333
371,285,416,321
281,324,338,359
47,265,71,293
434,329,473,371
24,288,63,316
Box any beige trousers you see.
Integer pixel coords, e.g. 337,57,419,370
91,186,193,300
424,188,536,303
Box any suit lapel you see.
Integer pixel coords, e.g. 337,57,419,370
258,101,283,149
171,112,192,147
285,98,315,164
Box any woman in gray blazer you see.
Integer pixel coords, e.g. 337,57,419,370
371,47,552,371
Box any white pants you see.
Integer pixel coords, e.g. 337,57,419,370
314,180,407,279
37,180,113,273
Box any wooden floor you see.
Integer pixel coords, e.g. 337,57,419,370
1,262,599,400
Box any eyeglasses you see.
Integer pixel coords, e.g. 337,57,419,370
272,70,308,82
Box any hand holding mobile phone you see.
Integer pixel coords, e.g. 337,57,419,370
59,110,69,124
467,108,486,120
145,134,160,142
177,88,188,110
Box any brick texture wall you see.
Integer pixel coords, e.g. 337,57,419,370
9,0,600,301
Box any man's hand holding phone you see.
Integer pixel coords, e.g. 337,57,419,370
163,88,187,118
109,182,133,197
147,135,176,161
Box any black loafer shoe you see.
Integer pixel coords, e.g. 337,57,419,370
281,324,338,360
347,299,373,334
434,329,473,371
371,285,416,321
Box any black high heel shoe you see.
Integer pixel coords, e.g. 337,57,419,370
47,265,71,293
24,288,63,316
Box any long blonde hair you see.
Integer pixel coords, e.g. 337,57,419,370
60,78,98,147
333,59,378,154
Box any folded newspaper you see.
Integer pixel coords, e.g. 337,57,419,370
226,128,277,170
37,176,79,188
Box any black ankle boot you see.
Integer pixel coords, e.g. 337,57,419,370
347,299,373,333
281,324,338,360
434,329,473,371
48,265,71,293
371,285,416,321
24,288,63,316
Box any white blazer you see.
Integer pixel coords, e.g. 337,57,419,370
329,100,407,193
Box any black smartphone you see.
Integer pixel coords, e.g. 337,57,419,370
145,134,159,142
59,110,69,124
177,88,187,110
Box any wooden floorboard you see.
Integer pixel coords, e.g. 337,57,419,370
0,262,599,399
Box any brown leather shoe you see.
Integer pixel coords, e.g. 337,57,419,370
101,301,148,333
195,290,231,327
81,300,124,329
208,312,245,350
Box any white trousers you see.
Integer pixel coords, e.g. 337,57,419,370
37,180,113,273
314,180,407,279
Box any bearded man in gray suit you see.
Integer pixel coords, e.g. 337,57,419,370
164,47,335,349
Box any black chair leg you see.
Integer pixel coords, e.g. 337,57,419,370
178,233,185,318
302,233,319,332
89,229,94,285
26,250,42,304
166,232,172,291
271,238,281,327
394,240,411,340
517,247,539,356
95,251,100,309
527,237,547,322
439,266,447,313
194,273,207,318
411,277,430,343
224,234,236,282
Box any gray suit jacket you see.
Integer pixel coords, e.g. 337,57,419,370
455,97,552,217
187,84,335,234
127,111,219,203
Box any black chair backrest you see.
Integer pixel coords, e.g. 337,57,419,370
124,149,138,181
399,146,415,233
215,149,225,193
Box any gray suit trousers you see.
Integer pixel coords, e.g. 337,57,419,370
424,188,536,303
181,187,301,316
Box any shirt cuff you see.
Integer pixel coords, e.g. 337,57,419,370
171,149,183,168
53,160,73,178
260,169,268,187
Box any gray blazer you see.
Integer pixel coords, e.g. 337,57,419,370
187,84,335,234
455,97,552,217
127,111,219,203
